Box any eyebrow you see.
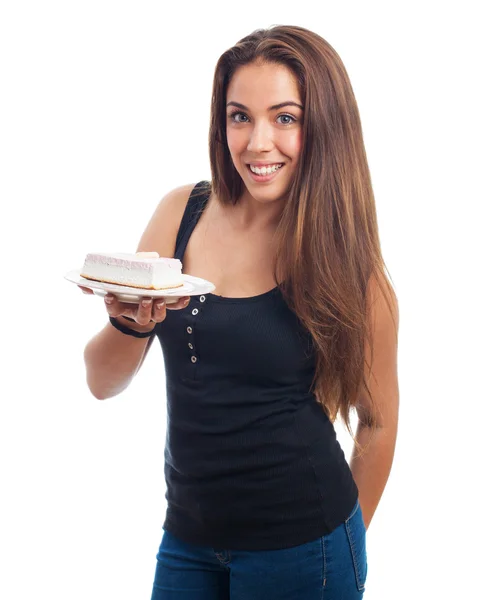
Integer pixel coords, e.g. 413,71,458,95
226,101,304,111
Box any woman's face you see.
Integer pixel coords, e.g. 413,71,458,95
225,61,303,205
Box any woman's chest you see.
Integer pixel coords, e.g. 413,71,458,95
180,213,279,299
157,293,316,386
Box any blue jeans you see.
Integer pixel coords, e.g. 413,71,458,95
150,498,367,599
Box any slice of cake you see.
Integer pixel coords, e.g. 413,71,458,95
80,251,184,289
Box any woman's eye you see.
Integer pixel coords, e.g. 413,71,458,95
229,112,248,123
277,114,296,125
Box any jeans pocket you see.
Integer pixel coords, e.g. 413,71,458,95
344,499,368,592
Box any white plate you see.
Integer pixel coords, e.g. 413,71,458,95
64,269,216,304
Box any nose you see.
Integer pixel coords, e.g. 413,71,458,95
246,120,274,153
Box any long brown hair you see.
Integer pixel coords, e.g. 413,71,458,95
208,25,398,453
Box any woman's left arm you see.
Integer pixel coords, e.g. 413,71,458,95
350,277,400,531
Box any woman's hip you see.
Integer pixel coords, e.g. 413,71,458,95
151,498,367,599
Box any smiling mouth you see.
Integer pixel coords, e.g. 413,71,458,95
247,163,284,174
245,164,285,182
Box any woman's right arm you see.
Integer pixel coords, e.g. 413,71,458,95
83,183,195,400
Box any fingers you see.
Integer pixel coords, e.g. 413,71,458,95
78,285,94,294
135,296,191,324
166,297,191,311
104,294,128,318
147,296,191,320
104,294,191,325
135,297,155,326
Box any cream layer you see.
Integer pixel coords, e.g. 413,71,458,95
81,252,184,289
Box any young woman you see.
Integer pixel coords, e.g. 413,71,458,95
82,25,399,599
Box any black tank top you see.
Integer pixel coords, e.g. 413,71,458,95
155,180,358,550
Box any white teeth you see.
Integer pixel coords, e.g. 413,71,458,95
249,163,283,175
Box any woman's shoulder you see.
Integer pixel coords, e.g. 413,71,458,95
136,182,201,258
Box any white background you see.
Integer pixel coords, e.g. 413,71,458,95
1,1,499,598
